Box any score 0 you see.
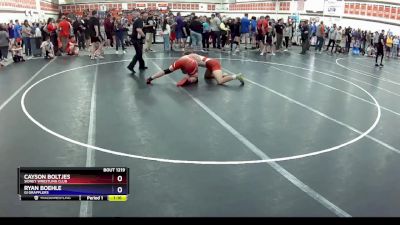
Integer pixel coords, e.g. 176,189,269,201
114,173,126,194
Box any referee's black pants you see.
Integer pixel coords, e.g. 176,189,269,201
128,41,145,70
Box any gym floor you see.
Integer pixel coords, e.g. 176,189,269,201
1,45,400,217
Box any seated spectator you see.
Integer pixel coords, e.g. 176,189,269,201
40,36,54,59
66,36,79,55
366,44,375,57
11,40,25,63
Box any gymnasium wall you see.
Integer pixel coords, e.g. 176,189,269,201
0,0,59,23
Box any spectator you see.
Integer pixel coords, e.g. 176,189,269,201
326,24,337,53
386,34,393,58
114,18,126,54
144,14,155,52
375,30,385,67
240,13,250,50
283,23,292,51
274,18,284,52
14,20,22,42
58,16,71,53
21,20,32,56
300,20,310,55
104,14,114,48
202,16,211,52
88,10,104,59
0,24,10,64
189,16,203,51
230,17,241,54
8,20,15,48
210,13,221,49
315,21,325,53
161,18,171,51
66,36,79,56
250,16,257,49
11,41,24,62
219,18,229,51
40,35,54,59
392,36,399,58
175,12,185,49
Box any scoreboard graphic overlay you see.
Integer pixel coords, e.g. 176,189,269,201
18,167,129,201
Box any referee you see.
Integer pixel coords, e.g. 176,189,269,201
127,12,148,73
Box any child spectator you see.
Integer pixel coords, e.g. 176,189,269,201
11,40,25,63
66,36,79,55
40,36,54,59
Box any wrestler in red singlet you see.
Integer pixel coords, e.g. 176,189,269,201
146,56,199,86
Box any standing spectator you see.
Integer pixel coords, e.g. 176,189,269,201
114,18,126,54
220,18,229,51
153,15,158,44
366,31,372,51
345,27,352,53
240,13,250,50
375,30,385,67
230,17,241,54
315,21,325,53
127,12,147,74
14,20,22,42
58,16,71,53
21,20,32,56
144,15,155,52
360,30,367,55
265,25,275,55
392,36,399,58
274,19,284,52
311,22,317,36
250,16,257,49
183,17,190,49
104,14,114,48
386,34,393,58
258,16,268,55
161,18,171,51
210,13,221,49
326,24,337,53
45,18,59,56
335,26,343,54
299,20,310,55
283,23,292,51
175,12,185,49
88,10,103,59
8,20,15,48
72,17,85,50
169,17,176,51
202,16,211,52
82,14,91,50
189,16,203,51
34,23,42,38
0,24,10,64
373,31,379,49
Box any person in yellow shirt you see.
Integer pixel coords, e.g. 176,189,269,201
386,35,393,58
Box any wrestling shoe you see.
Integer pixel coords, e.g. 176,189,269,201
236,73,245,85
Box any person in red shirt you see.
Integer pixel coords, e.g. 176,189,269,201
185,52,244,85
58,16,71,53
66,36,79,55
257,16,269,55
146,55,199,86
104,14,114,47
